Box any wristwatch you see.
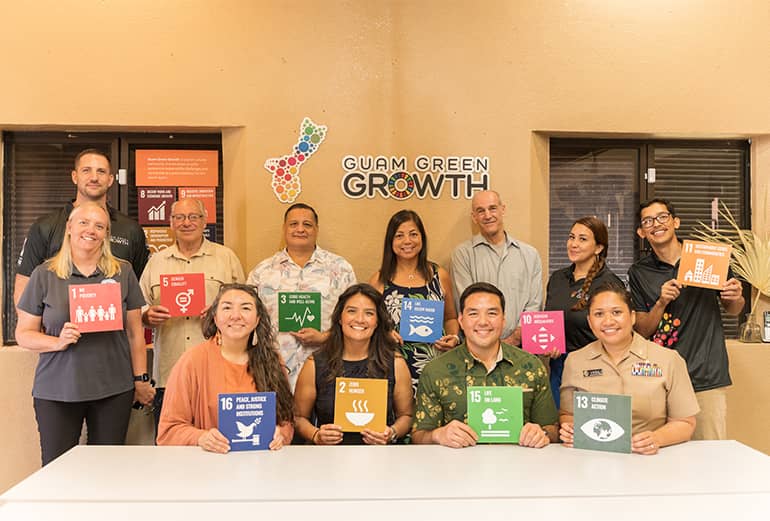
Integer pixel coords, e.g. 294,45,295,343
388,426,399,444
133,373,150,382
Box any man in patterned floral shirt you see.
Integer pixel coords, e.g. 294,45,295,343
247,203,356,390
412,282,558,448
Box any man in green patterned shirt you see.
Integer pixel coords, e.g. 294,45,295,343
412,282,558,448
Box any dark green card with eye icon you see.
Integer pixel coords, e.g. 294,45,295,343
573,392,632,453
278,292,321,332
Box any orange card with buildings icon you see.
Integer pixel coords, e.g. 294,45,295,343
333,377,388,433
677,240,732,290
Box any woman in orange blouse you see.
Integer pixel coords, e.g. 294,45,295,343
157,283,294,452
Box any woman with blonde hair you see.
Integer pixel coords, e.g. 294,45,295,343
16,202,154,465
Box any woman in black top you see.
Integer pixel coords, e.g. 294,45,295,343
544,216,622,407
294,284,414,445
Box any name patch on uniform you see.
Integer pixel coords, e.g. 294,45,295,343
631,361,663,377
582,369,603,377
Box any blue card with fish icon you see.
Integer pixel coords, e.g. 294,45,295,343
400,298,444,343
218,392,276,451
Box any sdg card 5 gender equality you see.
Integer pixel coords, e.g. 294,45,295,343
160,273,206,317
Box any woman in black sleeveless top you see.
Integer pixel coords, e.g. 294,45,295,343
294,284,414,445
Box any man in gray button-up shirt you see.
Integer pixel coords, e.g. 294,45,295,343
451,190,543,346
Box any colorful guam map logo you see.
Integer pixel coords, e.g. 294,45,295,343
264,117,327,203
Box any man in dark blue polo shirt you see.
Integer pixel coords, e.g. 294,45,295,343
628,198,744,440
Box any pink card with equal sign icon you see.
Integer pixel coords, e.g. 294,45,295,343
520,311,565,355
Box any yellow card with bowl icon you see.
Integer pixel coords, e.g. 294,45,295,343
333,377,388,433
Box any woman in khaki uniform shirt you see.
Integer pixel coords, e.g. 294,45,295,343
559,282,699,455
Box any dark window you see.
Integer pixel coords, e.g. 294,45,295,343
549,139,750,338
2,131,222,344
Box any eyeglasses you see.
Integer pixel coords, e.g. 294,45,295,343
171,213,204,223
640,212,672,229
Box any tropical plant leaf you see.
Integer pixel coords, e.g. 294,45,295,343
693,200,770,315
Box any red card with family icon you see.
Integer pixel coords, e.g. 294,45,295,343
68,283,123,333
160,273,206,317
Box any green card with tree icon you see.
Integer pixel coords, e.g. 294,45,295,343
467,386,523,443
278,292,321,332
573,392,632,454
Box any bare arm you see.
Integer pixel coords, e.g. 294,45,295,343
293,357,342,444
126,309,154,406
631,416,696,455
361,356,414,444
434,267,461,351
293,357,319,442
13,274,30,308
634,279,682,337
15,309,80,353
390,356,415,438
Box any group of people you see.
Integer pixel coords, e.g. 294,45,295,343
14,148,744,465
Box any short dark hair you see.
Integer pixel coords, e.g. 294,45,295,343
638,198,676,223
586,281,633,312
459,282,506,313
74,148,111,171
283,203,318,224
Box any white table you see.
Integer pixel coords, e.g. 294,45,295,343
2,441,769,520
2,495,769,521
